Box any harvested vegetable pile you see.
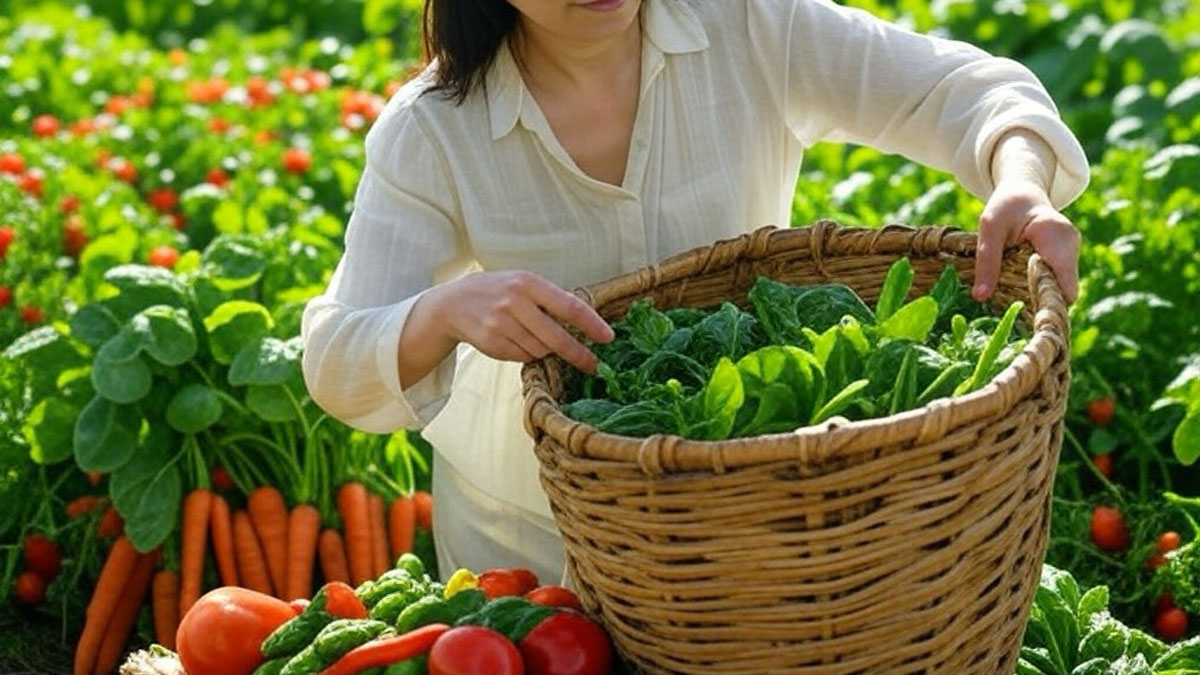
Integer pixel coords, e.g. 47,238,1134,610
563,258,1028,439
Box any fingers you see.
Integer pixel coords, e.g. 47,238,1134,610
516,273,615,344
973,212,1008,301
510,299,599,374
1024,215,1080,303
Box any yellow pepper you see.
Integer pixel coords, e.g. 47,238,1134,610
443,568,478,598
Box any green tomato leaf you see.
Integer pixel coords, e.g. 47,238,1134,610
74,396,140,473
133,305,197,366
229,336,303,387
110,424,182,552
91,352,153,404
166,384,223,434
23,397,79,465
203,301,274,365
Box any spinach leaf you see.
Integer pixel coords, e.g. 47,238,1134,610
876,258,914,323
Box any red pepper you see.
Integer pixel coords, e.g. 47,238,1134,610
319,623,450,675
324,581,368,619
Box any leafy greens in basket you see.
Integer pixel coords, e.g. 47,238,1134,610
562,258,1030,440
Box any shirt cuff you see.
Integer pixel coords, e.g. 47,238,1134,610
373,289,457,428
975,110,1091,210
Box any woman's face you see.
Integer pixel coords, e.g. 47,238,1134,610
506,0,642,44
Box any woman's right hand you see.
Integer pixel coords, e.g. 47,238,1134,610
401,271,615,388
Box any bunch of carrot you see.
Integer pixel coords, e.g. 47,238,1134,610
73,482,433,674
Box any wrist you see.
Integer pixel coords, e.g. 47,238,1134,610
991,128,1056,197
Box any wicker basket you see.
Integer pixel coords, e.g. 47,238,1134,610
520,222,1070,674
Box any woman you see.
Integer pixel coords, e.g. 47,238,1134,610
302,0,1089,583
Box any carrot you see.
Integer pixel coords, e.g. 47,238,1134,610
283,505,321,601
413,490,433,530
92,550,159,675
74,536,138,675
318,529,350,585
152,569,180,650
209,494,239,587
337,482,373,585
248,486,290,597
66,495,104,519
178,489,213,620
97,506,123,538
232,510,274,596
368,493,389,577
388,496,416,560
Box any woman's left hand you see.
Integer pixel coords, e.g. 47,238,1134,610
973,177,1080,303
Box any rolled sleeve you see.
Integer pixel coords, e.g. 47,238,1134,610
301,92,470,433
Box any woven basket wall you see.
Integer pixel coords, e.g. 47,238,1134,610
521,222,1070,674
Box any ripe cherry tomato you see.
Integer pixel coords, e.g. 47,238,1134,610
526,585,583,612
19,305,44,325
177,587,295,675
1158,531,1182,553
429,626,523,675
0,286,12,308
1090,506,1129,553
22,534,61,582
148,245,180,269
520,611,612,675
31,114,60,137
1087,397,1115,426
147,187,179,213
282,148,311,175
211,464,235,491
1091,453,1113,478
1156,607,1188,642
0,152,24,174
13,571,46,605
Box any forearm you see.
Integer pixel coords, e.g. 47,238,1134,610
397,287,460,390
990,128,1056,194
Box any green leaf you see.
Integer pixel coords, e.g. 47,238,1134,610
736,346,824,433
1077,585,1111,632
23,397,79,464
812,379,869,424
697,357,744,440
954,301,1024,396
204,301,274,365
110,424,182,552
229,336,304,387
363,0,404,35
878,297,939,342
133,305,197,366
1152,635,1200,670
202,235,266,291
1174,411,1200,466
1126,629,1166,665
889,349,919,415
91,352,153,404
246,375,305,423
103,264,189,319
97,327,146,364
1078,612,1129,664
875,258,914,322
166,384,223,434
69,304,121,349
74,396,140,473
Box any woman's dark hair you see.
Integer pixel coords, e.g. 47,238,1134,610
423,0,520,104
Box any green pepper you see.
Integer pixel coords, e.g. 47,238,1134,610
383,655,428,675
369,586,426,624
251,657,288,675
394,553,425,579
361,576,418,609
280,619,389,675
261,586,334,659
395,589,486,633
455,596,557,642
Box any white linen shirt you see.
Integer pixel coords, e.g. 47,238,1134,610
302,0,1089,523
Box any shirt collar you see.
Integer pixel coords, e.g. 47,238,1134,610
486,0,709,141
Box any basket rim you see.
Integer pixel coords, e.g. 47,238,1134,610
520,221,1070,475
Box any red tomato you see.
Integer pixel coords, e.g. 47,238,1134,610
211,464,235,491
64,216,88,257
177,587,296,675
1090,506,1130,553
147,187,179,213
207,168,229,187
169,212,187,230
1156,607,1188,642
22,534,61,582
71,118,96,136
31,114,60,138
508,568,540,595
209,117,232,134
519,611,612,675
13,571,46,605
1158,593,1176,615
429,626,523,675
148,245,180,269
1159,531,1182,553
1092,453,1113,478
0,152,24,174
526,585,583,612
1146,553,1166,570
18,171,44,198
479,570,528,600
0,225,14,257
110,158,138,184
1087,397,1115,426
0,286,11,308
282,148,311,175
59,194,80,214
19,305,44,325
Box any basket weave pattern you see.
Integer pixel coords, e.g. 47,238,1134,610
521,223,1070,674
